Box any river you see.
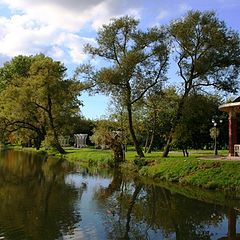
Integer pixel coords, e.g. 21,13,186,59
0,150,239,239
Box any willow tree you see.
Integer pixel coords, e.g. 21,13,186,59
0,54,82,153
79,16,169,157
162,10,240,157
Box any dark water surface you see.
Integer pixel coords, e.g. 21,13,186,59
0,150,240,240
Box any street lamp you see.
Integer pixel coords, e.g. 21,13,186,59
211,119,223,155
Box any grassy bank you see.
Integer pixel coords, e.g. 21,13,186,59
9,146,240,191
64,148,240,191
139,157,240,191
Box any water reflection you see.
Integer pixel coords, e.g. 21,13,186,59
0,150,240,239
0,150,81,240
94,170,240,240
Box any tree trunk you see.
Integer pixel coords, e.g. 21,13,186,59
144,133,150,153
162,95,187,158
47,95,65,154
34,128,46,150
147,130,155,153
147,111,157,154
127,103,144,157
112,143,125,166
162,133,172,157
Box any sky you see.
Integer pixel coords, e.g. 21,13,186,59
0,0,239,119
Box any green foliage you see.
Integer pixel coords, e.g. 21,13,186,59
90,120,125,164
163,10,240,157
209,126,220,139
170,10,240,93
0,54,82,153
0,55,32,90
90,120,115,148
84,15,170,101
77,15,170,157
173,94,223,150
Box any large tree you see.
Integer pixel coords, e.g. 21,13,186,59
77,16,170,157
0,55,47,148
162,10,240,157
0,54,82,153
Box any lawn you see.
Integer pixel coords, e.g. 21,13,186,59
14,145,240,191
63,147,240,191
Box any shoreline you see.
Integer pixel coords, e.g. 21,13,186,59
2,146,240,192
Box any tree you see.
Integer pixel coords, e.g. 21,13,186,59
90,120,125,165
162,10,240,157
140,88,177,153
0,55,32,91
0,54,82,153
78,16,170,157
136,87,179,153
173,94,222,156
0,55,47,149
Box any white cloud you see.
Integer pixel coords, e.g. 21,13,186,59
0,0,142,31
157,10,170,20
178,3,191,13
55,32,95,63
0,0,142,66
0,14,60,56
154,2,192,25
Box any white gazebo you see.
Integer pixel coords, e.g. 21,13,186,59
74,134,88,148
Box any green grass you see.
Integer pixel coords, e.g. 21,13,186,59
139,155,240,191
10,145,240,191
64,147,113,167
62,147,240,191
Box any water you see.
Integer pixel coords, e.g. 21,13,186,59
0,150,240,239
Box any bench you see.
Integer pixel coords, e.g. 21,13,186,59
234,144,240,156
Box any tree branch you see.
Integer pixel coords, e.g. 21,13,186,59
131,58,167,104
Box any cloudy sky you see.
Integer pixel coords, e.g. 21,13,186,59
0,0,239,118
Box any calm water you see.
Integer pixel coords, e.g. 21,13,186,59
0,150,240,240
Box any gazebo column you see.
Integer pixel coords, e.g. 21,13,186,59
229,109,237,156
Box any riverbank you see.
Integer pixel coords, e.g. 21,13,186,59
5,146,240,191
139,156,240,191
62,148,240,191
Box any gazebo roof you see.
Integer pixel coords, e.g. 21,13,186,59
219,97,240,112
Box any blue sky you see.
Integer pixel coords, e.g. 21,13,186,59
0,0,239,119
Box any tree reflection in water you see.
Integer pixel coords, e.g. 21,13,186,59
94,170,240,240
1,150,240,239
0,150,84,240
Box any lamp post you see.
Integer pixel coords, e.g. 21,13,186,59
211,119,223,155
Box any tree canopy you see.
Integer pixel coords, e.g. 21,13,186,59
77,16,170,157
0,54,82,153
1,10,239,157
162,10,240,157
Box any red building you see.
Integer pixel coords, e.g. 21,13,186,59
219,97,240,156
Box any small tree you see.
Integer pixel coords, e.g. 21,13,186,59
90,120,125,166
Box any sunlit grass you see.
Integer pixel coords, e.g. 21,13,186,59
11,145,239,191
